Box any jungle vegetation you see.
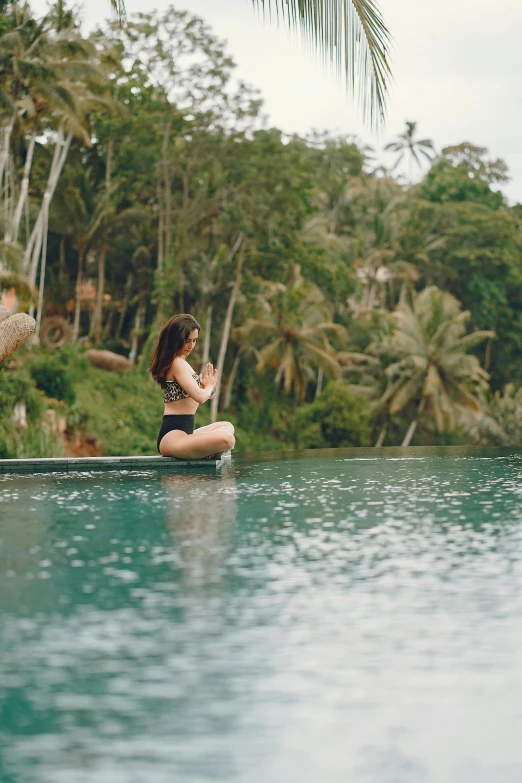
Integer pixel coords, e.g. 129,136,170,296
1,1,521,457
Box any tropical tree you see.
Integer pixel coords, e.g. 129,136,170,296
234,264,347,403
348,178,404,311
50,160,114,342
0,6,100,247
460,384,522,447
421,144,507,209
384,121,435,180
373,286,493,446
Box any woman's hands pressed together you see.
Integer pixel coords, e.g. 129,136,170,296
200,362,218,397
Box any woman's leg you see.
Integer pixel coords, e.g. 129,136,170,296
194,421,234,436
159,428,235,459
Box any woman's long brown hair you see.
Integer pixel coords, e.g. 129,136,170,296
148,314,201,388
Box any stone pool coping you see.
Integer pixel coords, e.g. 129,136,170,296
0,451,232,474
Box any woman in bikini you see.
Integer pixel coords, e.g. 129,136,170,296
149,313,236,459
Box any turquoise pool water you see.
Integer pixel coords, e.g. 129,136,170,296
2,448,522,782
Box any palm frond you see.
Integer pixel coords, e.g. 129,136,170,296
388,371,423,414
451,330,494,353
338,351,381,366
109,0,127,25
300,339,342,377
252,0,391,126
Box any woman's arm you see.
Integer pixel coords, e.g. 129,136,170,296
171,358,214,404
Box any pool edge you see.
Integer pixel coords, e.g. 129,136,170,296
0,451,232,475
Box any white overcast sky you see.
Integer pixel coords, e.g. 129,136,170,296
33,0,522,203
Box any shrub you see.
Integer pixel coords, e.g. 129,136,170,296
0,366,46,420
290,382,372,449
29,361,76,406
0,365,62,458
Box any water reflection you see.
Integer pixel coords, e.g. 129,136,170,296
162,467,237,589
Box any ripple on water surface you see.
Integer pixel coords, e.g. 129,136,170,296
2,451,522,783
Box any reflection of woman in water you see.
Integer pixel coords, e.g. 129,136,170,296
149,314,235,459
162,470,238,587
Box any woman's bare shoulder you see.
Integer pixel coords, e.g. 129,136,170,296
165,356,183,379
171,357,193,374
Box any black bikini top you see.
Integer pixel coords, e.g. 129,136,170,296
164,373,201,403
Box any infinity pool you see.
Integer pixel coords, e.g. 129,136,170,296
2,448,522,782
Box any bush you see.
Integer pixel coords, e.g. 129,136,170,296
0,365,63,458
290,382,372,449
0,366,46,421
29,360,76,405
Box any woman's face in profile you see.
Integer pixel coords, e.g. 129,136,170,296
178,329,199,358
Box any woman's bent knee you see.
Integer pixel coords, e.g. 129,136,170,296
222,433,235,451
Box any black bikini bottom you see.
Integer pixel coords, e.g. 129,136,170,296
157,414,195,453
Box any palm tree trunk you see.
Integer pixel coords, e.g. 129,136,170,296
162,106,172,258
178,169,191,312
156,180,164,272
104,303,115,337
26,130,72,284
88,139,113,343
129,296,145,364
375,423,387,447
3,151,9,242
401,419,417,448
210,234,245,423
0,117,15,187
105,138,113,194
10,126,37,243
401,398,426,447
25,136,61,275
223,349,242,410
90,244,106,343
72,247,85,343
58,236,66,288
24,192,30,247
115,273,133,340
201,304,212,371
34,198,50,340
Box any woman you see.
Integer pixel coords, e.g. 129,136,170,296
149,314,235,459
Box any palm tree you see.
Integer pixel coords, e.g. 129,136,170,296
23,35,111,293
384,121,435,180
349,179,404,311
460,384,522,448
113,0,392,126
0,7,113,330
234,264,347,402
50,162,113,342
374,286,493,446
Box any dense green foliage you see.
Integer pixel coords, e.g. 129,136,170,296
1,2,522,454
291,383,372,448
29,359,76,405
